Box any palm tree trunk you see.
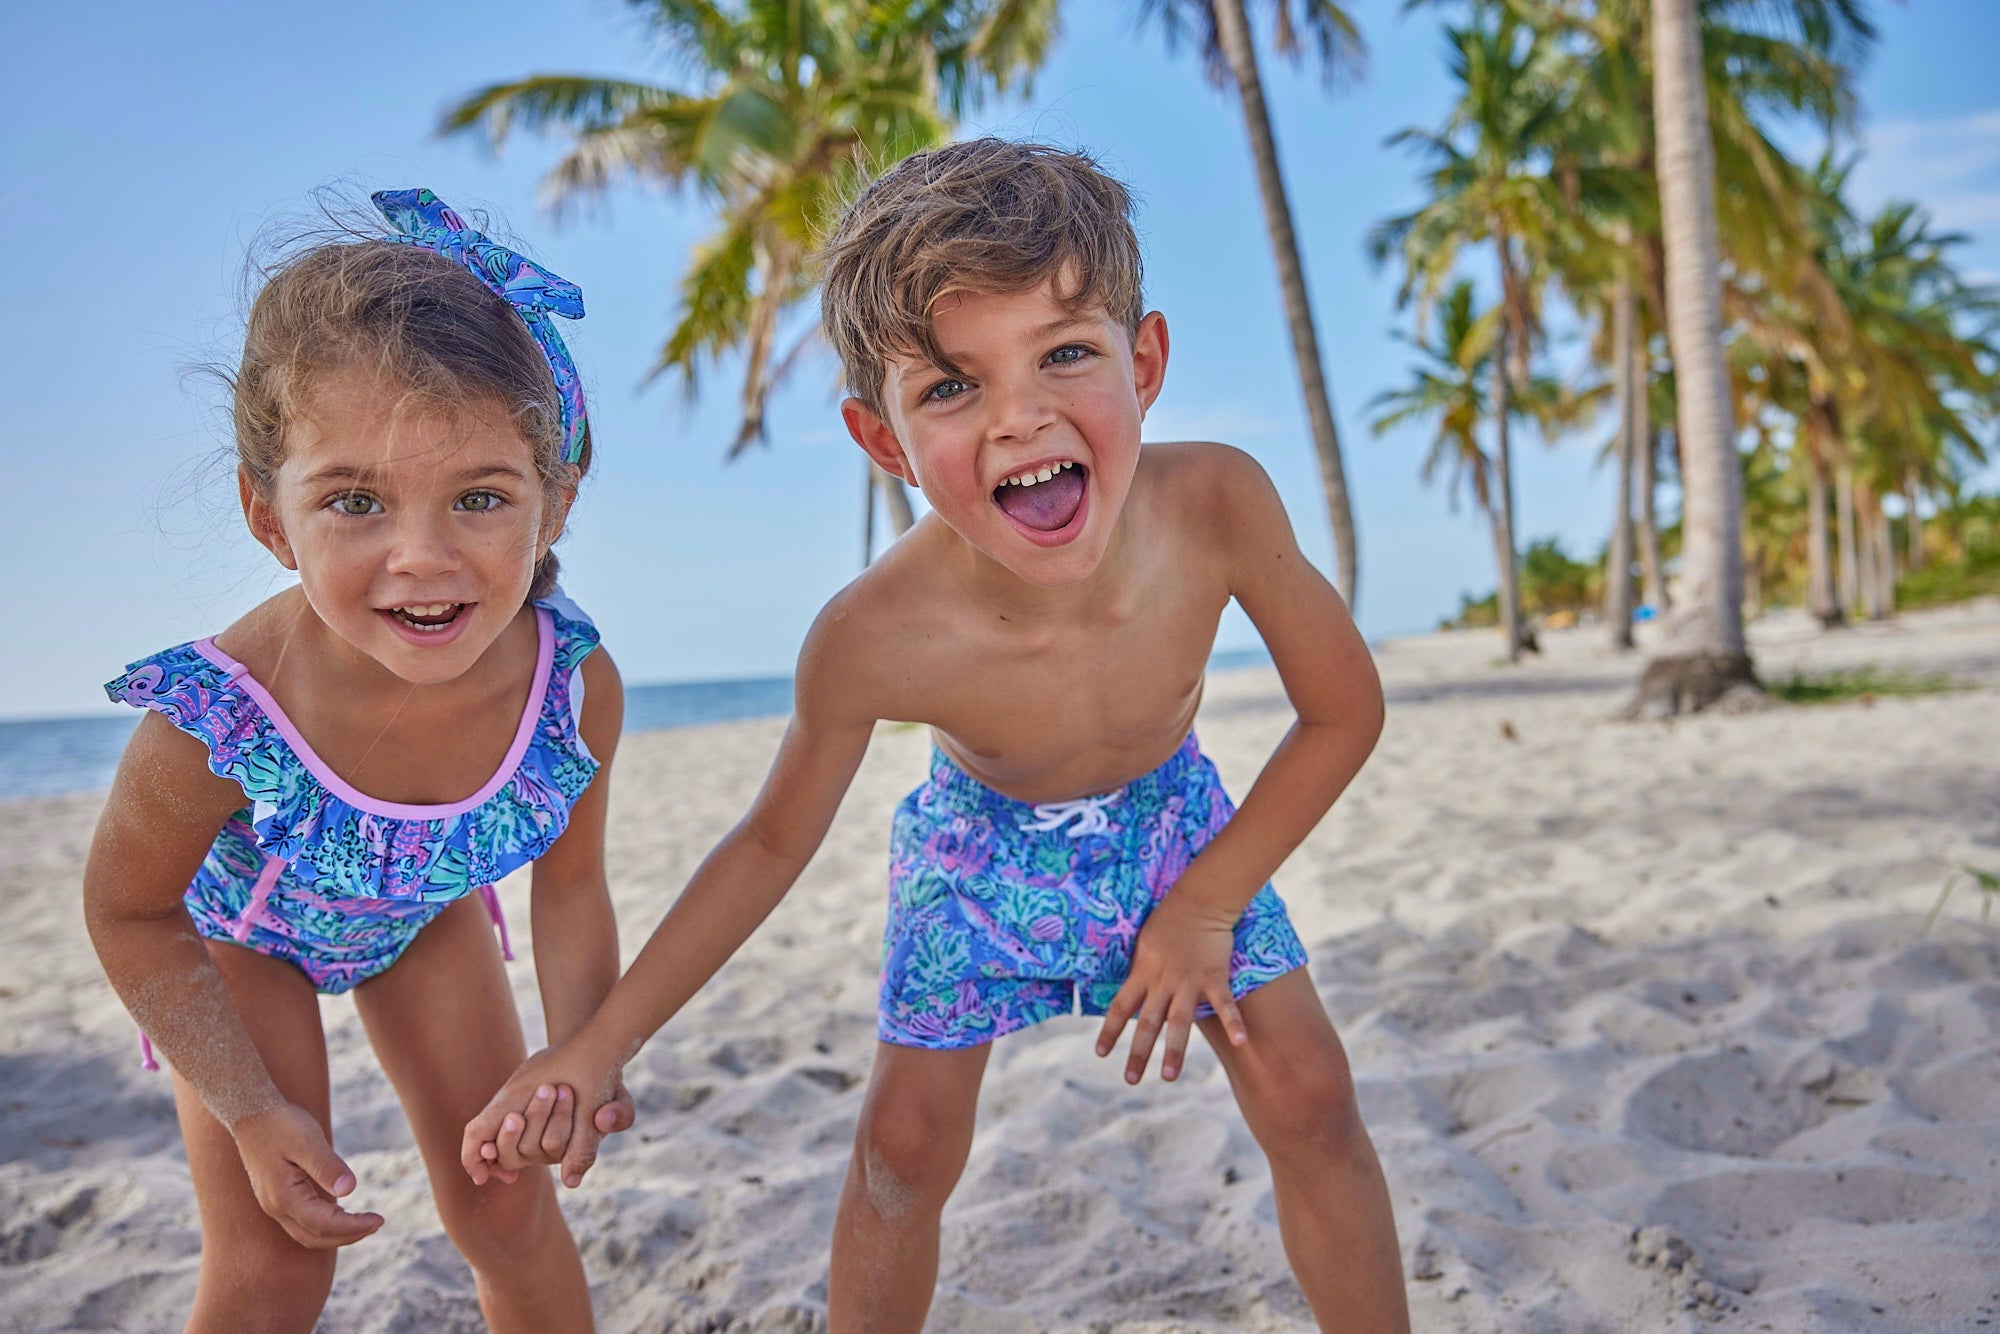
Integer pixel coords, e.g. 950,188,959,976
1211,0,1359,609
1856,487,1881,620
1905,469,1925,571
1805,444,1842,628
1607,276,1639,649
862,458,878,568
1636,382,1668,612
1835,463,1858,616
1877,492,1897,615
1631,0,1755,715
1491,319,1525,663
875,464,916,536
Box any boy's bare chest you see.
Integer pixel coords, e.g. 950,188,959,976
909,577,1228,802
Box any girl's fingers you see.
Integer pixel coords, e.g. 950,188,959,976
493,1111,529,1172
516,1084,557,1162
540,1086,576,1158
462,1106,509,1183
596,1088,636,1136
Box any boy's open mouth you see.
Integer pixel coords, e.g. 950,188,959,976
383,602,468,633
993,460,1087,532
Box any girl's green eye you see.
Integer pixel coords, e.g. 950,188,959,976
332,493,379,516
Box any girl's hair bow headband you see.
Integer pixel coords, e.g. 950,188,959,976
371,188,589,464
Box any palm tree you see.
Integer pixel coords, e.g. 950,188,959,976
1136,0,1365,609
1632,0,1755,713
1370,279,1577,645
440,0,1058,546
1372,5,1612,660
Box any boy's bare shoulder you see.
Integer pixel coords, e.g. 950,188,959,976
1137,441,1285,534
794,523,952,723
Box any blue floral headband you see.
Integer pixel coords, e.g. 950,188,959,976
371,188,589,465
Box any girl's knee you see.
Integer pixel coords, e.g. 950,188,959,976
854,1093,972,1219
436,1174,571,1273
196,1237,336,1330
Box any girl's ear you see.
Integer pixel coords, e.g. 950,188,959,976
539,466,580,556
842,397,918,487
239,467,298,571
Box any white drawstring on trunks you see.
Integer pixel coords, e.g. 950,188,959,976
1019,789,1125,838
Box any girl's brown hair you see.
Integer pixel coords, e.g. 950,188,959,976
233,231,591,601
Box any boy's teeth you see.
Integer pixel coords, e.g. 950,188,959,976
1002,461,1076,487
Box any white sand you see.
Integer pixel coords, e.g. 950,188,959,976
3,602,1998,1332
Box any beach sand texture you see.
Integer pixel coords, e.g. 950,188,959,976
2,602,1997,1332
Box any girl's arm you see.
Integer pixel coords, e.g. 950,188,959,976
462,609,879,1188
84,712,383,1247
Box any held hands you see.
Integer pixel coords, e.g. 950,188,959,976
1095,886,1249,1084
231,1102,385,1249
460,1043,634,1189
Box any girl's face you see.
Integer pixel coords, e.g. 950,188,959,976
243,368,570,686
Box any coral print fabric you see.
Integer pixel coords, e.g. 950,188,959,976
879,734,1308,1049
103,596,601,993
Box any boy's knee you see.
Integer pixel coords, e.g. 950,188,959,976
1251,1048,1366,1165
855,1096,970,1220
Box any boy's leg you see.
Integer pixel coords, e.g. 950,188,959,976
1201,968,1409,1333
829,1040,991,1334
351,895,592,1334
173,942,337,1334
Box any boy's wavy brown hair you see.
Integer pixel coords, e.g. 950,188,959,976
817,138,1145,413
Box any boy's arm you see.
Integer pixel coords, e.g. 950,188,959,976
85,713,384,1246
461,605,881,1188
1097,445,1384,1084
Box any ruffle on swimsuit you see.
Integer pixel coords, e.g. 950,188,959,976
105,593,603,1019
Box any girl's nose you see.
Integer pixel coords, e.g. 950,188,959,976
383,515,461,577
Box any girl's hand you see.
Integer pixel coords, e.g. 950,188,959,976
477,1076,636,1183
1094,887,1250,1085
231,1103,384,1249
461,1043,632,1189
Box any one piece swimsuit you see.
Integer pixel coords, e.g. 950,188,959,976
106,593,603,1024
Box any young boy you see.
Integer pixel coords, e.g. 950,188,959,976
463,138,1410,1332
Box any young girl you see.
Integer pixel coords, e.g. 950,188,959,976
84,190,632,1332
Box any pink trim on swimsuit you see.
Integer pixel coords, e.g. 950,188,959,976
188,608,554,820
231,854,288,943
478,883,514,961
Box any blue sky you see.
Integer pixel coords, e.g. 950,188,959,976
5,1,1997,719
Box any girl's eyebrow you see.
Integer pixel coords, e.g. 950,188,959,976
301,462,531,486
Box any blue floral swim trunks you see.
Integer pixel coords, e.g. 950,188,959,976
878,733,1309,1049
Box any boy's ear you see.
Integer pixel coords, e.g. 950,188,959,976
842,397,917,487
239,467,299,572
1132,311,1170,419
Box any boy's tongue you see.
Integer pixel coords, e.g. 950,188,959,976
995,467,1085,531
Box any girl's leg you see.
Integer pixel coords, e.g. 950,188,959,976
828,1040,990,1334
351,895,591,1334
1200,968,1410,1333
174,941,337,1334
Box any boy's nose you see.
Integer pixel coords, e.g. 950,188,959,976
985,382,1059,444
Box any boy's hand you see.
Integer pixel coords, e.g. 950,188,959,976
1095,888,1249,1084
462,1045,633,1188
231,1102,385,1249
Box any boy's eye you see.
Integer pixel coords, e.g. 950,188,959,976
1047,344,1093,366
457,490,506,513
922,377,969,404
330,492,381,516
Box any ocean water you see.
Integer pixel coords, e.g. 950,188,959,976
0,648,1271,803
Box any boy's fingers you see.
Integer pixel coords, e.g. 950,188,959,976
1159,1000,1197,1082
494,1111,531,1173
1124,996,1170,1084
1095,982,1143,1058
596,1089,636,1136
462,1108,506,1182
1211,988,1248,1047
540,1086,576,1158
561,1121,605,1189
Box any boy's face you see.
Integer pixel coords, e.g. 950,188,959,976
843,277,1168,588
